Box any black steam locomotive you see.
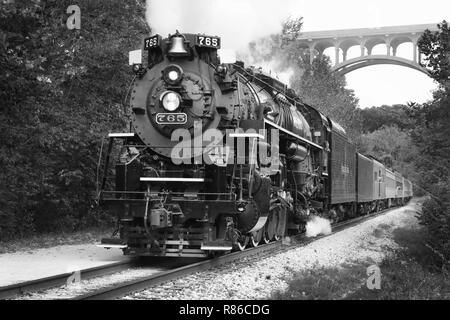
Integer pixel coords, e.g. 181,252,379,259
97,31,412,257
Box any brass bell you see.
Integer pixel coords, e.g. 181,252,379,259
167,32,189,57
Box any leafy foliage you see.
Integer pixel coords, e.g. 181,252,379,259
242,18,360,139
0,0,149,240
291,54,361,139
355,125,416,177
412,21,450,260
273,226,450,300
418,20,450,84
354,104,417,177
280,16,303,45
356,104,413,133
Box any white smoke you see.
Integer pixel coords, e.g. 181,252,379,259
305,216,332,237
238,34,296,84
145,0,301,85
146,0,300,50
247,59,295,85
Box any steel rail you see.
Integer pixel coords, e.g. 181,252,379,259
0,260,133,300
1,204,404,300
76,205,399,300
75,240,281,300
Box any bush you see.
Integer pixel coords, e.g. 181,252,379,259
412,21,450,262
0,0,149,240
419,184,450,261
272,227,450,300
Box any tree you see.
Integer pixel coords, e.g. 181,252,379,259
356,125,417,178
412,21,450,262
418,20,450,84
291,54,361,139
280,16,303,45
241,17,361,139
0,0,149,239
357,104,413,133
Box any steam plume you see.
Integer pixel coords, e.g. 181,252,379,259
145,0,301,84
305,216,332,237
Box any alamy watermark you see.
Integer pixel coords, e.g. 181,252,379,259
66,5,81,30
366,264,381,290
66,265,81,287
170,121,281,170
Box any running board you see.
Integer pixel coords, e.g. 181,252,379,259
108,133,135,138
229,132,264,139
200,245,233,251
264,119,323,150
140,177,204,182
201,241,233,251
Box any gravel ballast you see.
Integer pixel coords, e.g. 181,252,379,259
125,200,421,300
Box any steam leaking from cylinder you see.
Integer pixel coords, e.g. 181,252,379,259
305,216,332,237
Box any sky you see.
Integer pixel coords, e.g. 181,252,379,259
146,0,449,108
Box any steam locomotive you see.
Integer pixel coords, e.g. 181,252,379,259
97,31,412,257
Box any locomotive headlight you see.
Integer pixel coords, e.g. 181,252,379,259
168,70,179,81
162,64,183,85
160,91,181,111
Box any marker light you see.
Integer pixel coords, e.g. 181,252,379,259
237,202,246,212
216,64,227,74
168,71,178,81
162,64,183,85
160,91,181,111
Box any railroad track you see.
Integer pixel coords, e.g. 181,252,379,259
0,260,133,300
76,237,282,300
1,205,398,300
76,206,395,300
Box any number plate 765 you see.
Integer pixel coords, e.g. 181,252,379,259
156,113,187,125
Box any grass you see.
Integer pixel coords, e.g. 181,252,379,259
272,263,368,300
0,227,115,254
272,226,450,300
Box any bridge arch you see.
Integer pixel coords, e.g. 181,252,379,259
339,38,362,60
312,39,335,55
296,24,437,77
332,55,430,76
390,35,414,49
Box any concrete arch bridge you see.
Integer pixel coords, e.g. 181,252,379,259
296,24,438,76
